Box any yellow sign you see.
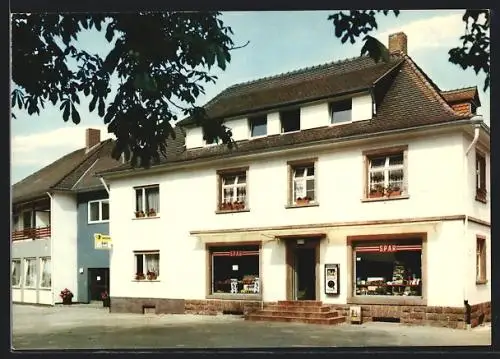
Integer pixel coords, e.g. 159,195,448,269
94,233,112,250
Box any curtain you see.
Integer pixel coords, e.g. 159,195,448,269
40,258,51,287
24,259,36,287
146,253,160,276
12,261,20,286
146,188,159,212
136,190,143,212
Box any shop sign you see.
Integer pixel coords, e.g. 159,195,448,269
324,263,339,295
379,244,397,252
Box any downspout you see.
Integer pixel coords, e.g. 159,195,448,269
46,192,54,305
99,177,110,195
463,119,481,328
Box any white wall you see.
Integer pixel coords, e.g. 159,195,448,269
300,103,329,130
36,211,50,227
267,112,281,136
39,289,52,305
185,126,204,149
466,221,491,305
225,118,249,141
12,288,22,302
23,289,37,304
50,193,78,303
352,93,372,122
463,137,490,222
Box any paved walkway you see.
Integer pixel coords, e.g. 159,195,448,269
12,304,491,349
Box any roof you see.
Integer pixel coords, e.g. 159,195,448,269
441,86,481,106
100,53,476,177
12,139,122,204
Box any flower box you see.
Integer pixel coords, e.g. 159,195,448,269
135,273,145,280
369,191,385,198
147,208,156,217
146,271,158,280
135,211,145,218
295,197,311,205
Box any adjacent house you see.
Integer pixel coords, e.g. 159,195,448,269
98,32,490,329
11,129,121,305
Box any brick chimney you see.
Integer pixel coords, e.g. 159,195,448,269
85,128,101,150
388,32,408,55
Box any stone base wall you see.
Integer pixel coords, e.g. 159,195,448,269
329,304,467,329
184,299,266,315
110,297,185,314
470,301,491,328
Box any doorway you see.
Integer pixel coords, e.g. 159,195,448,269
286,239,320,301
88,268,109,301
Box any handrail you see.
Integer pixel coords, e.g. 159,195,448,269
12,226,51,241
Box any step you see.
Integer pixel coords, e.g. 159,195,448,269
277,300,323,307
246,314,346,325
264,305,332,313
258,310,339,319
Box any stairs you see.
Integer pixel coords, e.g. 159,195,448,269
245,300,346,325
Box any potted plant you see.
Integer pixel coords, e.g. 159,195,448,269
59,288,74,305
369,184,385,198
147,271,157,280
386,184,402,197
135,210,145,218
135,272,145,280
101,291,110,307
296,197,311,205
147,208,156,217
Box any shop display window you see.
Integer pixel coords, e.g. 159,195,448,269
211,245,260,295
354,240,422,297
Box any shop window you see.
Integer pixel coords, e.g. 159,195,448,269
330,99,352,124
40,257,51,288
280,108,300,133
365,147,407,199
218,169,248,212
289,161,316,206
24,258,37,288
476,236,487,283
88,199,110,223
249,115,267,137
210,245,260,295
476,151,487,202
134,251,160,280
354,240,422,297
135,185,160,217
11,259,21,287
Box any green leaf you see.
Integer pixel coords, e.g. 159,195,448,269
89,95,98,112
71,104,81,124
62,102,70,122
98,97,105,117
360,35,390,63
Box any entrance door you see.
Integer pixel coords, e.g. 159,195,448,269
294,247,316,300
88,268,109,301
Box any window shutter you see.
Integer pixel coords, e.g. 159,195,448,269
480,156,486,190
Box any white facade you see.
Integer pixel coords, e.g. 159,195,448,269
107,125,490,308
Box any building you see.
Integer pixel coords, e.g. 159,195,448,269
11,129,121,305
98,33,490,328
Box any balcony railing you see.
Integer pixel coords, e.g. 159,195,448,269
12,226,51,241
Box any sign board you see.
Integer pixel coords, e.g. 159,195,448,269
350,306,362,324
324,263,339,295
94,233,112,250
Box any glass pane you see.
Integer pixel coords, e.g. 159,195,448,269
236,187,246,203
370,157,386,169
369,171,385,185
223,176,236,185
294,180,306,199
251,116,267,137
146,253,160,275
236,174,246,184
294,167,305,178
331,100,352,124
145,187,160,213
212,250,260,294
89,202,100,221
389,154,404,166
223,188,234,202
23,211,32,228
101,201,110,220
281,109,300,133
136,255,144,274
135,189,143,212
306,179,315,200
41,258,51,287
306,165,315,176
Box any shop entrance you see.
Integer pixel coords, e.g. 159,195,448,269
285,238,321,301
88,268,109,301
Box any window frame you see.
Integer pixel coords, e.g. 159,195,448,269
39,257,51,289
476,235,487,284
134,185,160,218
206,243,262,299
249,114,268,138
11,259,21,287
133,250,160,281
287,159,318,207
88,199,110,224
329,99,352,125
475,150,487,203
362,145,409,201
24,257,37,289
216,167,249,213
280,108,301,133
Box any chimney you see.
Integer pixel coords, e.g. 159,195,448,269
85,128,101,151
388,32,407,55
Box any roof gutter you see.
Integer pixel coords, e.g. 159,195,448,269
99,177,110,195
99,117,483,180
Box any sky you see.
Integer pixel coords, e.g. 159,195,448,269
10,10,490,184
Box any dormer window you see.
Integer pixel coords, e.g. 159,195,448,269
330,99,352,124
249,115,267,137
280,109,300,133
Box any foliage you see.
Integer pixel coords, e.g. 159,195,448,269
11,12,242,167
59,288,73,300
328,10,490,91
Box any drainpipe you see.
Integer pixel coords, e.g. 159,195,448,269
46,192,54,304
99,177,110,195
462,119,482,329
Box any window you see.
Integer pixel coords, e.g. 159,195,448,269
24,258,37,288
330,99,352,124
354,240,422,297
218,169,248,212
203,129,218,145
476,152,487,202
290,162,316,205
12,260,21,287
135,185,160,217
134,251,160,280
280,108,300,133
476,236,487,283
210,245,260,295
365,147,407,199
88,199,110,223
23,211,32,229
249,115,267,137
40,257,51,288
